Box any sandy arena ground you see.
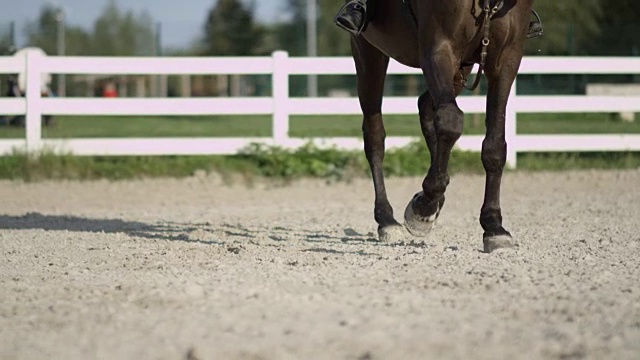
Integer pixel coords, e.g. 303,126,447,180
1,170,639,359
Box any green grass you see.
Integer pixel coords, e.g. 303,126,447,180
0,150,264,182
1,112,638,139
517,152,640,171
516,113,640,134
0,113,638,181
0,143,478,181
292,113,640,136
1,143,638,182
0,115,272,139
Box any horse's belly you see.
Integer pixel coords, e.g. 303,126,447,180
363,20,421,68
389,50,421,69
364,35,421,68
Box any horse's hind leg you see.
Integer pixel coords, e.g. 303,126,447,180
351,36,404,242
404,45,465,236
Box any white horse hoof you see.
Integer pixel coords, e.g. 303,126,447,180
378,225,407,243
483,234,514,253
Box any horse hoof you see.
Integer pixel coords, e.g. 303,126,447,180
378,225,407,243
403,192,438,237
483,235,514,253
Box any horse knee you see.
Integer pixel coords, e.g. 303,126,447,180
481,137,507,172
480,208,503,232
434,103,464,142
418,92,433,117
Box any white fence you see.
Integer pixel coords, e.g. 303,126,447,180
1,50,640,168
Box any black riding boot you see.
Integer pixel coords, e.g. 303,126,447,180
335,0,367,36
527,10,543,38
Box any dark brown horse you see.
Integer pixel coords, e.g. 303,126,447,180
351,0,532,252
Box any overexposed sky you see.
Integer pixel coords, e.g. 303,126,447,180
1,0,285,48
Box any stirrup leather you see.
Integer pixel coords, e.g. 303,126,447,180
334,0,367,36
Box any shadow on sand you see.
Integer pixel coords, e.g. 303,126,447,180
0,212,223,244
0,213,401,253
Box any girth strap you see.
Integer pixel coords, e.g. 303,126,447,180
464,0,504,91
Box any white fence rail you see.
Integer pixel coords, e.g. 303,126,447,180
1,50,640,168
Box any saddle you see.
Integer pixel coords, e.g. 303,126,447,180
402,0,544,39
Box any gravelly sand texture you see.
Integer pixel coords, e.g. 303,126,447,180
1,170,639,359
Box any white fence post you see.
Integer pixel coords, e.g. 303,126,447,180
505,77,518,168
272,51,290,145
25,49,44,155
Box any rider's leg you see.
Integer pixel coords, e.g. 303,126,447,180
335,0,375,36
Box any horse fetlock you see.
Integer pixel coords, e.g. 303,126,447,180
423,173,450,196
373,198,396,219
374,210,400,229
480,209,503,232
412,191,443,216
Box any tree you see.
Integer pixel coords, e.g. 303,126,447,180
524,0,602,55
25,2,149,57
317,0,352,56
25,5,60,55
202,0,263,55
272,0,305,56
0,23,14,55
273,0,351,56
91,0,155,56
64,27,92,56
590,0,640,55
271,0,353,96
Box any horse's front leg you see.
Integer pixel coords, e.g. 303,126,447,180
406,68,472,236
351,37,405,242
404,46,465,236
480,52,522,253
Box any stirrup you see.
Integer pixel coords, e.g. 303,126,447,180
526,9,543,39
334,0,367,36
